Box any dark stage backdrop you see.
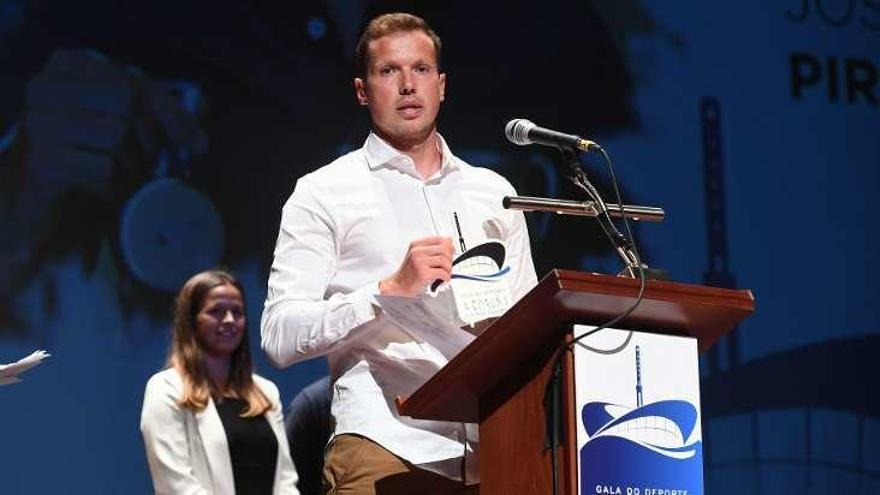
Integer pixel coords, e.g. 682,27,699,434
0,0,877,493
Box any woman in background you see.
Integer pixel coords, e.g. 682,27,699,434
140,269,299,494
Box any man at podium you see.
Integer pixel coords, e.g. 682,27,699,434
261,12,537,494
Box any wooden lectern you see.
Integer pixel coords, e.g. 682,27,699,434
397,269,755,494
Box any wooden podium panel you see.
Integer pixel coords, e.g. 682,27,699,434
397,269,755,494
399,270,754,423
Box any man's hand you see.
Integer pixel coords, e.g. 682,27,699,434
380,236,454,297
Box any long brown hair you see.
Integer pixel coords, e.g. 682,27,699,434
168,269,271,417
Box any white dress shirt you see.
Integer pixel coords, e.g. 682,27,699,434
261,132,537,480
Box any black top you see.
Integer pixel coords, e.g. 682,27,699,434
216,398,278,495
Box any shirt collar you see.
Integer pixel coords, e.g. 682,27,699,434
364,131,459,178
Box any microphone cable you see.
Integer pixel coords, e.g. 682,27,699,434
545,145,647,495
568,146,646,352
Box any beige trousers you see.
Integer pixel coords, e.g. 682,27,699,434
322,434,479,495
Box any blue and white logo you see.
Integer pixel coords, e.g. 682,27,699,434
575,328,703,495
447,241,513,324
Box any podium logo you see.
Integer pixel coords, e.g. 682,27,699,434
579,346,703,495
581,399,700,459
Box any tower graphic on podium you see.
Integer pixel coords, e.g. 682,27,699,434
577,331,704,494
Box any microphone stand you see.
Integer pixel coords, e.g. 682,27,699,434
501,196,665,222
504,147,666,279
561,147,647,277
505,144,664,495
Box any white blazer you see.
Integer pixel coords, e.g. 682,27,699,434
140,368,300,495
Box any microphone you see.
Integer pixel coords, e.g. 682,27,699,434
505,119,601,152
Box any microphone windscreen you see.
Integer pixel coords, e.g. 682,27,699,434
505,119,535,146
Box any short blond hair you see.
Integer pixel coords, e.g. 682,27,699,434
355,12,442,78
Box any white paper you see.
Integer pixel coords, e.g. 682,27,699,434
448,241,512,325
450,276,511,325
0,350,51,385
373,240,514,360
376,293,475,359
